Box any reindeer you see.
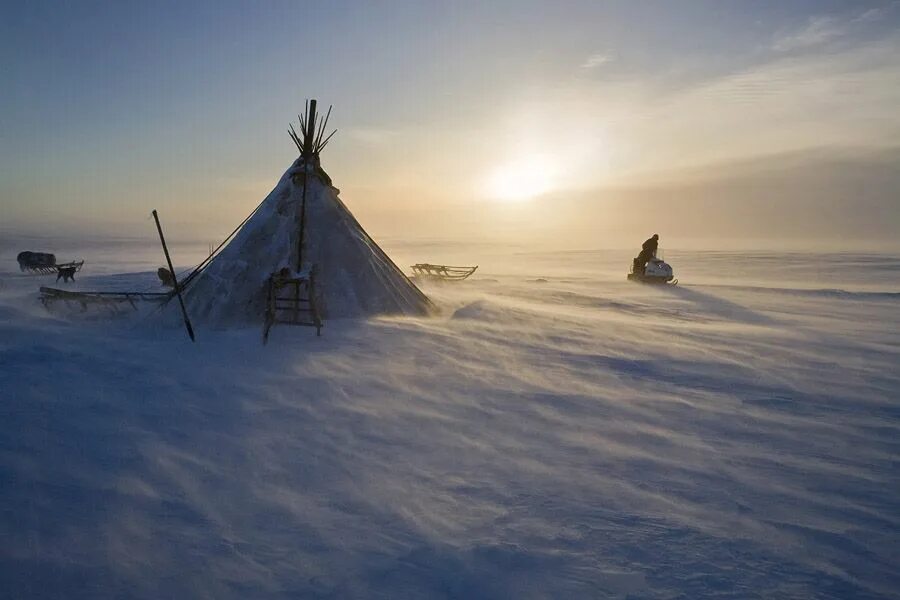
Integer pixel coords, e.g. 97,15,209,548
56,266,77,283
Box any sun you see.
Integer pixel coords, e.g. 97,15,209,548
485,154,555,202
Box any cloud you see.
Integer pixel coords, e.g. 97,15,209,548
772,16,844,52
773,4,899,53
672,39,898,160
531,30,900,190
581,53,614,69
853,1,899,23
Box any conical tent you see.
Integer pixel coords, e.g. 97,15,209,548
180,102,431,327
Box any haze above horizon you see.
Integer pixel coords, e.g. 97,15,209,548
1,0,898,251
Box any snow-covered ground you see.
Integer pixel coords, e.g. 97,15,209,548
1,238,898,599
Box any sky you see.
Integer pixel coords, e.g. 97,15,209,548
1,0,899,250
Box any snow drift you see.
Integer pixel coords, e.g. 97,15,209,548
1,242,898,599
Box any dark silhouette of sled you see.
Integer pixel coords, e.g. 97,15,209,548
410,263,478,281
39,287,172,313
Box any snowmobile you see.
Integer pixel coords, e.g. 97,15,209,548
627,255,677,284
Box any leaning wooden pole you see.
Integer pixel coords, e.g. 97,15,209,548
152,209,196,342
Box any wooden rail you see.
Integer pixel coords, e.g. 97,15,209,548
410,263,478,281
39,287,172,311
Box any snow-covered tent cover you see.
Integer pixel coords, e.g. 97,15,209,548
180,101,431,327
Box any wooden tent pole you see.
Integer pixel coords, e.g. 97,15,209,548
304,99,317,156
298,99,317,271
152,209,196,342
298,173,308,272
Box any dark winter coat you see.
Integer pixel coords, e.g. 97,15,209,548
641,237,658,255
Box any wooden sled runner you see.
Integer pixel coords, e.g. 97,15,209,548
39,287,172,313
410,263,477,281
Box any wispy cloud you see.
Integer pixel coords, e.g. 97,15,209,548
581,52,614,69
772,16,843,52
853,1,899,23
525,30,900,191
772,4,898,53
631,33,900,176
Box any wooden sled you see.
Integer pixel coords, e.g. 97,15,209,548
410,263,477,282
39,286,172,313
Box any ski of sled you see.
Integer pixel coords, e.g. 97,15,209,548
39,287,172,312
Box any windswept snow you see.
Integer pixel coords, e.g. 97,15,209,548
1,241,898,599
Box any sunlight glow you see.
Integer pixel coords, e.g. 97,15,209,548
485,154,556,202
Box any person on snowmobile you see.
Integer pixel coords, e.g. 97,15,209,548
634,234,659,274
